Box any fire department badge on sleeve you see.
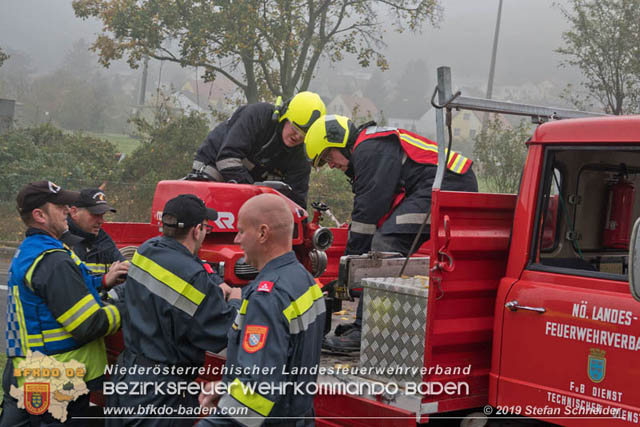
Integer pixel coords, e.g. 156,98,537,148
587,348,606,383
257,281,274,293
24,383,50,415
243,325,269,353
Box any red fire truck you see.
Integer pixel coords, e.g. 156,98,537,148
104,67,640,426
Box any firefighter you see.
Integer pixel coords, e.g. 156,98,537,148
191,91,326,208
64,188,127,277
1,180,126,425
105,194,241,427
305,115,478,352
197,194,325,426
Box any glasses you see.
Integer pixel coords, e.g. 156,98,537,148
290,122,306,140
202,223,214,234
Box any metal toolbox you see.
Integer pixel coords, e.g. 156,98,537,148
360,276,429,384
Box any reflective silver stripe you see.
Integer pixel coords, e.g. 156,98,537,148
289,299,326,335
42,329,72,342
58,297,99,330
365,125,397,134
104,305,119,334
218,394,264,427
192,160,224,181
128,264,199,317
396,213,429,225
233,312,245,330
216,158,244,171
85,264,107,274
351,221,377,235
27,335,44,346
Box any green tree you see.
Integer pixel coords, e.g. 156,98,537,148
0,124,120,200
556,0,640,114
0,47,8,68
117,111,209,219
308,168,353,226
0,124,121,240
473,116,530,194
72,0,440,103
0,50,33,101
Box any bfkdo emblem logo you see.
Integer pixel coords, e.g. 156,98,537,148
24,383,50,415
588,348,606,383
243,325,268,353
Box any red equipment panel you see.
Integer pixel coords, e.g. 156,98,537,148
149,180,307,242
423,189,516,420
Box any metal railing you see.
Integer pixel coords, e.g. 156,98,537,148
432,66,608,190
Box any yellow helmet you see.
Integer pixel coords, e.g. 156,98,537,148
278,91,326,134
304,114,352,167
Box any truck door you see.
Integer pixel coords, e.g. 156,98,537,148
496,146,640,426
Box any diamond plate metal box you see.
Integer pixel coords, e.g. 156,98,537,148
360,276,429,384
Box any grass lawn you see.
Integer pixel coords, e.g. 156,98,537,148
87,132,141,156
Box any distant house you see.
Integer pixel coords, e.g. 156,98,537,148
451,110,483,140
386,106,436,139
171,91,208,115
450,111,511,140
181,76,242,114
328,92,381,122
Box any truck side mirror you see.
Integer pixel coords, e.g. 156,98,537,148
629,218,640,301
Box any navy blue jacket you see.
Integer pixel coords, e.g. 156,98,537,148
123,236,240,367
346,131,478,255
198,251,325,426
194,103,311,207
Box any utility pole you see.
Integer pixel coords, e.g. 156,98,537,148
486,0,503,100
483,0,503,130
138,57,149,107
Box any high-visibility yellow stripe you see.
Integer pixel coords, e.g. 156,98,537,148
27,334,43,347
42,328,72,343
400,134,439,154
66,304,99,332
84,263,108,274
399,131,471,173
13,286,29,355
57,294,94,324
24,249,65,288
240,299,249,315
104,305,114,333
112,304,121,333
104,304,121,335
229,378,275,417
132,252,205,306
282,284,323,322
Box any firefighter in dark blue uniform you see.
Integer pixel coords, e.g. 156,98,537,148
191,91,326,208
105,194,242,427
64,188,126,276
197,194,325,426
1,180,126,426
305,115,478,352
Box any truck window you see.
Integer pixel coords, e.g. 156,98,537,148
530,147,640,281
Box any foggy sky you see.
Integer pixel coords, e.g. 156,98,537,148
383,0,575,86
0,0,576,88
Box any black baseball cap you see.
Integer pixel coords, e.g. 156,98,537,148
162,194,217,229
16,180,80,214
73,188,117,215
